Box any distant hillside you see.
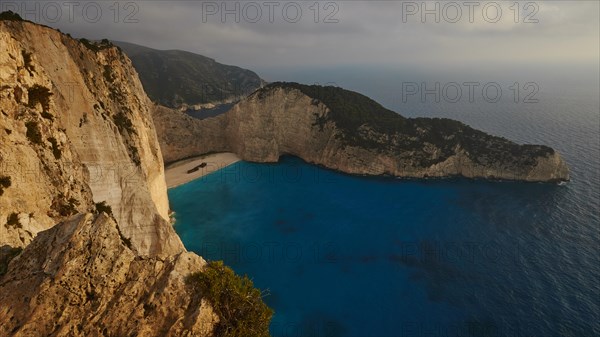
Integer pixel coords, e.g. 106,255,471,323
114,41,264,108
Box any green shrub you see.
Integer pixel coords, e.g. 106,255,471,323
48,137,61,159
25,121,43,145
0,11,24,21
79,112,89,127
129,145,141,166
0,176,10,196
5,212,21,229
103,65,114,83
95,201,113,216
22,50,34,72
41,111,54,121
79,38,114,52
186,261,273,337
27,85,52,111
51,194,79,217
113,112,136,135
79,38,95,51
0,247,23,277
116,224,132,249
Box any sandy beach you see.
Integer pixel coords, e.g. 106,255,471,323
165,152,241,188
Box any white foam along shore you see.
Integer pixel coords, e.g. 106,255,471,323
164,152,241,188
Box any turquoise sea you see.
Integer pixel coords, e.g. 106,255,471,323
169,69,599,336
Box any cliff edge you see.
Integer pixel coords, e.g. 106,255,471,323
0,213,217,337
153,83,569,182
0,15,234,337
0,18,180,255
226,83,569,182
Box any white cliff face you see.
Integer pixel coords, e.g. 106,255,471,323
0,20,181,256
222,86,570,182
0,19,275,336
153,85,569,183
151,104,230,164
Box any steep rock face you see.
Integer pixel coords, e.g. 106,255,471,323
0,17,273,337
154,83,569,182
0,20,181,256
224,84,569,182
152,105,230,164
0,213,217,337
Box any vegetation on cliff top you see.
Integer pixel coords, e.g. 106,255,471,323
0,11,23,21
25,121,43,145
0,247,23,277
79,38,115,53
94,201,113,217
260,82,554,167
261,82,407,134
5,212,21,229
186,261,273,337
0,176,11,196
27,85,52,111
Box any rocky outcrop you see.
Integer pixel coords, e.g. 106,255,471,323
152,105,230,165
0,19,181,256
155,83,569,183
0,15,273,337
0,213,217,337
225,84,570,182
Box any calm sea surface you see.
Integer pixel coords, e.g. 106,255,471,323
169,69,599,336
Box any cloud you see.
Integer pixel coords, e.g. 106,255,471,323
3,0,597,70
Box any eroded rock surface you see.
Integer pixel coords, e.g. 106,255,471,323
0,19,181,256
0,213,218,337
153,83,569,182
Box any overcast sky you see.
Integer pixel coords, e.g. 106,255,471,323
2,1,598,74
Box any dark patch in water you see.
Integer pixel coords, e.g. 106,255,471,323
388,239,474,304
274,219,298,234
339,264,353,274
263,290,280,308
293,265,305,277
360,255,378,263
291,312,347,337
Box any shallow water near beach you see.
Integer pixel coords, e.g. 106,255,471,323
169,74,599,336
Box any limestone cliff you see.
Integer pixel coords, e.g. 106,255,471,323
152,104,229,165
0,15,274,337
0,213,217,337
0,18,181,256
153,83,569,183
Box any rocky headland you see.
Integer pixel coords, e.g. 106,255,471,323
153,83,569,183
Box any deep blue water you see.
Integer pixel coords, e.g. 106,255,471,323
168,74,599,337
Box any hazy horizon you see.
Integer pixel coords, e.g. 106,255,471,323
2,1,597,73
